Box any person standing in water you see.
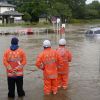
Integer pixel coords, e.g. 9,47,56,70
3,37,26,98
35,40,63,95
56,38,72,89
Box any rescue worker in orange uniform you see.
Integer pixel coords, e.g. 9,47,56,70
3,37,26,98
35,40,63,95
56,38,72,89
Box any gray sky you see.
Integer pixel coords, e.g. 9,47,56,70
86,0,100,4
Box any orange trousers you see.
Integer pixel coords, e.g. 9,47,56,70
58,74,69,87
44,79,58,94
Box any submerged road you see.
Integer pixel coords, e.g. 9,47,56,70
0,25,100,100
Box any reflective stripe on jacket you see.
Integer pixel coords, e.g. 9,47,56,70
35,48,63,79
3,48,26,77
56,46,72,74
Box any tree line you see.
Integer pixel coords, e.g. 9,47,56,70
7,0,100,23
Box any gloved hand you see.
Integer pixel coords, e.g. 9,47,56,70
7,65,12,70
12,69,17,75
7,65,13,73
40,65,45,70
41,67,45,70
18,61,23,67
14,65,23,72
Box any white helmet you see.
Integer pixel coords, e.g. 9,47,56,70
59,38,66,45
43,40,51,47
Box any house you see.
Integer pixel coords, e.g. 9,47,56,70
0,1,23,24
39,13,48,23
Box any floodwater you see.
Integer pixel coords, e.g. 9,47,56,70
1,24,100,100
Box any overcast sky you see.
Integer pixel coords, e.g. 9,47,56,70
86,0,100,4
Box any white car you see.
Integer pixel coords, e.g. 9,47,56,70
85,27,100,36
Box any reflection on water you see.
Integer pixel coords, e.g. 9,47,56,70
44,89,70,100
1,27,100,100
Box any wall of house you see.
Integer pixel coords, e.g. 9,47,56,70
0,7,14,13
14,16,22,21
39,18,47,23
0,16,2,24
14,16,23,23
0,20,2,24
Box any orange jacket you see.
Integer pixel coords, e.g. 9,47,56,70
35,48,63,79
56,46,72,74
3,48,26,77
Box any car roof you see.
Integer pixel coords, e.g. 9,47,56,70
89,27,100,31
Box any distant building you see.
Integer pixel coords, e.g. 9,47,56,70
0,1,23,24
39,14,48,23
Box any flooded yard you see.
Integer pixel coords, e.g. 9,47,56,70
0,24,100,100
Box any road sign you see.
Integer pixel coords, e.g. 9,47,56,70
57,18,60,24
62,24,65,28
51,16,57,24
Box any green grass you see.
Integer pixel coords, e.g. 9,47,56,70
0,19,100,27
70,19,100,24
0,22,52,28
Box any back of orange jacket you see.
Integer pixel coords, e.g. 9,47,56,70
35,48,63,79
56,46,72,74
3,48,26,77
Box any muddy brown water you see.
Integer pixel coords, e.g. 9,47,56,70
0,25,100,100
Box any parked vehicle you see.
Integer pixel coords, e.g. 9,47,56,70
85,27,100,36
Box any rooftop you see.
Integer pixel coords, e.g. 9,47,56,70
0,2,15,7
0,11,23,16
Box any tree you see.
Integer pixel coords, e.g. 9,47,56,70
67,0,86,18
23,12,31,22
50,2,72,22
85,1,100,18
6,0,100,22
